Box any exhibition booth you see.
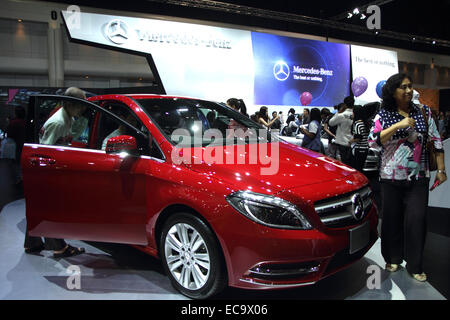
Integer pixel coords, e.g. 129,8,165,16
0,0,449,305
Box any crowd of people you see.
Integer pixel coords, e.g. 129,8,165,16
227,92,449,176
433,110,450,140
232,95,374,172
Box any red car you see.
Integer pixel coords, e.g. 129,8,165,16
22,93,378,299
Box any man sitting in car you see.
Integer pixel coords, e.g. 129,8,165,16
102,111,138,150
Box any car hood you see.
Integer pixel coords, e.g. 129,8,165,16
181,140,357,194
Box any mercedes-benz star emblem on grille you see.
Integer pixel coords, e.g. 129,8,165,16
273,61,290,81
351,193,364,220
106,19,129,45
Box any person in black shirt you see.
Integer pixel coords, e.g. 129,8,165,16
286,108,296,126
283,108,297,136
323,105,339,159
271,111,282,130
302,108,310,125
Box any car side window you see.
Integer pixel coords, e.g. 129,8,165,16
33,96,96,149
96,102,151,155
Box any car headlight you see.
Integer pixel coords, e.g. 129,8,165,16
226,191,312,230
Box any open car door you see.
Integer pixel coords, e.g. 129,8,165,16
22,95,149,245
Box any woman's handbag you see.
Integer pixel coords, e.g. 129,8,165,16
420,106,438,171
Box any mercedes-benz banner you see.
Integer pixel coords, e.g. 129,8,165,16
62,11,397,108
252,32,350,107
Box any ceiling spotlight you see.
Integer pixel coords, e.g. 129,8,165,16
432,40,436,45
347,12,353,18
412,37,416,41
17,19,23,22
375,31,379,35
353,8,360,15
360,14,366,19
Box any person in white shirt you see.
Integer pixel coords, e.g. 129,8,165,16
328,96,354,166
39,87,86,145
278,111,284,124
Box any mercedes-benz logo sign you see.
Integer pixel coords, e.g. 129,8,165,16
273,61,290,81
105,19,129,45
351,194,364,220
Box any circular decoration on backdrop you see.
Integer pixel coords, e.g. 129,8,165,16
300,92,313,106
376,80,386,98
351,76,368,97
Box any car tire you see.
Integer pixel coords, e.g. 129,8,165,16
159,212,227,299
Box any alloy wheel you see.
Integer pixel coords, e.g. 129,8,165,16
164,222,211,290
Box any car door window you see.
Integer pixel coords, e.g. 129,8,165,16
29,96,150,155
31,96,97,148
94,102,151,156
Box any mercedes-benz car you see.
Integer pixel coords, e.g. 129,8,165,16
22,93,378,299
279,133,380,173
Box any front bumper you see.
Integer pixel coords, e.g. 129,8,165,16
235,206,378,289
213,185,378,290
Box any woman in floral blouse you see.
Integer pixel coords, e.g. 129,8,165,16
369,73,446,282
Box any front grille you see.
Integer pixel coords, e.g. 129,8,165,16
314,186,372,228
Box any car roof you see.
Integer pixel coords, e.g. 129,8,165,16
88,93,223,104
126,93,206,101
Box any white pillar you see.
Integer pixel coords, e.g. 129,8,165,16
54,26,64,86
47,20,64,87
47,25,56,86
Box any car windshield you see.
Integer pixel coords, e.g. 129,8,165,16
135,98,276,147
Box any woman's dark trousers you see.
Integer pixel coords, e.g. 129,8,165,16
380,178,429,274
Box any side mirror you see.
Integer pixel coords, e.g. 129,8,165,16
105,135,138,156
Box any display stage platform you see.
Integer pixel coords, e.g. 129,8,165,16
0,199,446,300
